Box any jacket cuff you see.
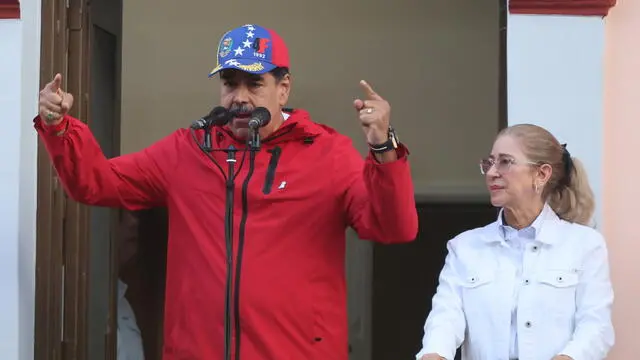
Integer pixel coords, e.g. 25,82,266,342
558,342,581,360
416,335,456,360
33,114,70,136
367,143,410,164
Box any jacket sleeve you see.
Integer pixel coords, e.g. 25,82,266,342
416,239,466,360
34,114,178,210
335,134,418,243
558,233,615,360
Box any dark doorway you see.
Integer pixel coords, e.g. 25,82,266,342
121,208,169,360
371,201,498,360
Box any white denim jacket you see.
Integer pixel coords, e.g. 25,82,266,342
416,204,614,360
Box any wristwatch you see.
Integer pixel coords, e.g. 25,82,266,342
369,126,400,154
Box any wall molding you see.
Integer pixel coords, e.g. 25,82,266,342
509,0,616,16
0,0,20,19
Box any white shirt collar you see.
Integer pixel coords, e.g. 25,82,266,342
493,203,560,244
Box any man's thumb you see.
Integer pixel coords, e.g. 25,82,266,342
353,98,365,111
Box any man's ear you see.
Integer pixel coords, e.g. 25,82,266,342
278,74,291,106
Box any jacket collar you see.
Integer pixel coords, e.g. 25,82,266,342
485,203,561,245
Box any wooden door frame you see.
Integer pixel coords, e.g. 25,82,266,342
35,0,120,359
35,1,70,358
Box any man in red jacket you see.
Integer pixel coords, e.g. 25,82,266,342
36,24,418,360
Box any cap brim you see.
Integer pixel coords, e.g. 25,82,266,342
208,58,277,77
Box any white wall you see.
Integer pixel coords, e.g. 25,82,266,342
0,0,40,359
18,0,41,358
507,14,604,227
0,18,22,360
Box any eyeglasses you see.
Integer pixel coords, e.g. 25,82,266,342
479,157,539,175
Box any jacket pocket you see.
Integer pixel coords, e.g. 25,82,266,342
460,271,496,317
306,295,325,360
537,269,579,319
460,273,495,289
538,269,579,288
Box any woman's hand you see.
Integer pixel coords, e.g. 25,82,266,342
552,355,573,360
420,354,446,360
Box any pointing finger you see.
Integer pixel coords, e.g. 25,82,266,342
46,73,63,92
359,80,382,101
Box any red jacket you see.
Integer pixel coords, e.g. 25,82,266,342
35,108,418,360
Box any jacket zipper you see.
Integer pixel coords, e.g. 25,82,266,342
262,146,282,195
223,147,237,360
233,149,257,360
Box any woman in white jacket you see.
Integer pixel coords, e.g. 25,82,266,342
416,124,614,360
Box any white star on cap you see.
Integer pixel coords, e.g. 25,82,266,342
242,39,252,48
233,46,244,56
247,25,255,31
246,31,254,38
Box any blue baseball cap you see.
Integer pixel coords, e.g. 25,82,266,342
208,24,290,76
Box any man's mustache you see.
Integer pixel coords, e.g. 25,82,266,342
229,104,253,115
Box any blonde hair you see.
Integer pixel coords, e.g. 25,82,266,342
498,124,595,226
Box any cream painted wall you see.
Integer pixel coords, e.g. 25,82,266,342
121,0,500,198
603,2,640,358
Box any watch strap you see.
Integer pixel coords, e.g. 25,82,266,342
368,126,399,154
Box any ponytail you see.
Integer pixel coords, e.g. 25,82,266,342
547,156,595,226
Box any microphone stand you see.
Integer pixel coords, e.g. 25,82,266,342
190,120,262,360
247,126,261,151
230,126,261,360
223,144,237,360
203,126,213,152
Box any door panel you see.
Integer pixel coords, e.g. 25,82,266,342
36,0,118,359
35,0,69,358
62,0,92,357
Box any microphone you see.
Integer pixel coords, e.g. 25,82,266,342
191,116,209,130
248,107,271,129
191,106,231,129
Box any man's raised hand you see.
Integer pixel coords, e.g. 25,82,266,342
353,80,391,145
39,73,74,125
